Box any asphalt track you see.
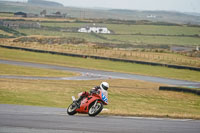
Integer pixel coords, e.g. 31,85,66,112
0,59,200,88
0,104,200,133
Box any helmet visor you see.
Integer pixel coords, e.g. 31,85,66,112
102,84,108,90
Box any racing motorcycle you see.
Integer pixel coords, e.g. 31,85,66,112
67,90,108,117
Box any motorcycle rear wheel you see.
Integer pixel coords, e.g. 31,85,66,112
88,101,103,117
67,103,77,115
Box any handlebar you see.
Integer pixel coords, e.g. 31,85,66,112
90,90,100,95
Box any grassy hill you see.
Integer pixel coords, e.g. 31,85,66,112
0,1,200,25
28,0,64,7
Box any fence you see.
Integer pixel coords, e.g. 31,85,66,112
1,44,200,71
2,42,199,67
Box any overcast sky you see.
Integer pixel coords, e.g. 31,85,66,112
48,0,200,13
4,0,200,13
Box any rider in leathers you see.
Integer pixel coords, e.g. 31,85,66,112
75,82,109,107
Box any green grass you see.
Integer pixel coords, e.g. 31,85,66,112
104,34,200,46
0,47,200,81
0,64,78,77
107,24,200,35
0,12,14,17
41,22,200,36
0,29,12,36
17,29,110,43
0,79,200,119
17,27,200,46
41,22,84,28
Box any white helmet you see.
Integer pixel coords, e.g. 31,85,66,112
100,82,109,91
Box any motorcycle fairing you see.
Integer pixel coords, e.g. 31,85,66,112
76,95,100,113
75,90,108,113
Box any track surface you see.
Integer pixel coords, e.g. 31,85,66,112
0,59,200,88
0,104,200,133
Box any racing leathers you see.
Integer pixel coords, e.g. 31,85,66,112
76,86,107,106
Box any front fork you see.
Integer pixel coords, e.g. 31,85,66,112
72,96,76,101
93,100,98,107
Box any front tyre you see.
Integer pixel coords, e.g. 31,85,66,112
67,103,77,115
88,101,103,117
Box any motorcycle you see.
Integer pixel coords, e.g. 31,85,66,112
67,90,108,117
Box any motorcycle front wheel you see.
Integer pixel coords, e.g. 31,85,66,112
67,103,77,115
88,101,103,117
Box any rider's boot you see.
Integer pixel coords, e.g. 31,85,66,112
74,96,83,108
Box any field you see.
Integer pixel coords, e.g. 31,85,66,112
40,22,200,46
0,12,13,17
17,29,110,43
0,29,12,36
103,34,200,46
15,28,200,46
16,23,200,46
0,63,78,77
1,18,199,47
41,22,200,36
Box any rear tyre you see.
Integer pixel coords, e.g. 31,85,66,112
88,101,103,117
67,103,77,115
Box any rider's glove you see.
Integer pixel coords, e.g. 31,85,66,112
90,90,96,94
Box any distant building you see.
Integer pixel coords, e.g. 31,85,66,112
40,10,47,17
45,13,66,18
0,20,40,29
45,11,66,18
78,24,111,34
40,10,66,18
14,12,27,17
147,14,157,18
54,11,61,15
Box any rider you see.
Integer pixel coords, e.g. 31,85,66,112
75,82,109,106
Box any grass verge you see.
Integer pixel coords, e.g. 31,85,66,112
0,64,79,77
0,47,200,81
0,78,200,119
